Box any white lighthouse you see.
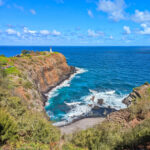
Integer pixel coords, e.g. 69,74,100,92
50,47,53,53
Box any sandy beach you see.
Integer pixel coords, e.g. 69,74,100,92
59,117,105,135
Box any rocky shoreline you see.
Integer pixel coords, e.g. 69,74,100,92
59,82,150,135
42,66,76,105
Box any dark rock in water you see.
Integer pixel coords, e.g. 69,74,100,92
90,96,95,102
88,104,93,107
97,99,104,105
88,106,116,118
108,106,111,109
92,106,100,110
122,97,132,106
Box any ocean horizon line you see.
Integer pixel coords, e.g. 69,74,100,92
1,45,150,47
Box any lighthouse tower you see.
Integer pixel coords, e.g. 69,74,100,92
50,47,53,53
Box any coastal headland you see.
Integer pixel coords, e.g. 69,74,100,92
0,50,150,150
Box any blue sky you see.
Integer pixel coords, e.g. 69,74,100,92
1,0,150,46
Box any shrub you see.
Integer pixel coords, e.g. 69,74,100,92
15,142,50,150
71,122,123,150
23,81,33,89
0,56,8,66
5,67,20,76
116,119,150,149
18,112,60,144
63,143,85,150
21,50,31,55
0,54,5,57
0,109,18,144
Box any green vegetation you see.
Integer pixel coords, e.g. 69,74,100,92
23,80,33,89
21,50,31,55
5,66,20,75
0,63,60,150
117,118,150,149
69,119,150,150
0,109,18,145
0,56,9,66
63,143,86,150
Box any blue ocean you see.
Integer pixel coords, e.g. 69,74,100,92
1,46,150,126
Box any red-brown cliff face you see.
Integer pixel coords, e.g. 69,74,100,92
13,52,75,110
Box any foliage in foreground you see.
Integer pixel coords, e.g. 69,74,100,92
0,64,60,149
68,90,150,150
69,118,150,150
0,109,18,145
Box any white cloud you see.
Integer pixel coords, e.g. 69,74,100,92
14,4,24,11
139,24,150,35
88,10,94,18
88,29,103,37
97,0,126,21
6,28,20,37
109,35,113,39
24,27,37,34
30,9,36,15
132,10,150,23
123,26,131,34
40,30,50,35
52,30,61,36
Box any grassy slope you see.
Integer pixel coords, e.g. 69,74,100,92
0,53,60,150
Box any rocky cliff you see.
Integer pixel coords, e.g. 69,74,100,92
0,52,64,150
122,82,150,106
12,52,75,112
107,82,150,128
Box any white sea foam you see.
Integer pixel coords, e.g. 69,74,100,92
65,101,81,106
53,89,127,126
53,120,68,126
45,67,88,105
85,89,127,110
105,90,115,95
53,104,92,126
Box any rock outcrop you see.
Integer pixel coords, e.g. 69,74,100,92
97,99,104,105
106,82,150,128
122,82,150,106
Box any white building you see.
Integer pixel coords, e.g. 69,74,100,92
50,47,53,53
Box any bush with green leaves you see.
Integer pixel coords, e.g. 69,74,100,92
0,60,61,149
5,66,20,75
0,109,18,144
17,112,60,144
71,122,123,150
116,118,150,150
0,56,8,66
21,50,31,55
63,143,86,150
23,80,33,89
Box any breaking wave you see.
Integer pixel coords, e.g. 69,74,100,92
45,67,88,106
53,89,127,127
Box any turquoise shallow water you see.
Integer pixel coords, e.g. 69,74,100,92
1,46,150,125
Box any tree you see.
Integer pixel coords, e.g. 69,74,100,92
21,50,31,55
